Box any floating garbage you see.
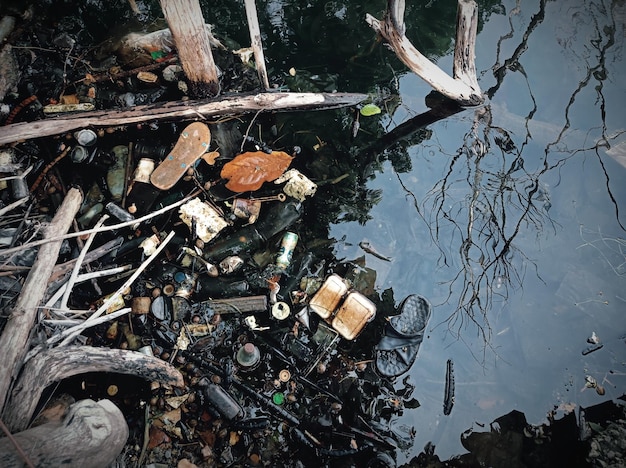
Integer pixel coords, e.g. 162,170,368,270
0,86,436,468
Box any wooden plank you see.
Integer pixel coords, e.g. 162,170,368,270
0,92,367,147
0,399,128,468
244,0,270,90
3,346,184,432
159,0,220,97
0,187,83,415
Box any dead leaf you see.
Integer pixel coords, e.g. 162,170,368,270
202,150,220,165
148,426,171,449
220,151,293,192
177,459,198,468
59,94,79,105
166,394,189,409
160,407,182,425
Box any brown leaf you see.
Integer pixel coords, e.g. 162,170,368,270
220,151,293,192
148,426,171,449
202,150,220,166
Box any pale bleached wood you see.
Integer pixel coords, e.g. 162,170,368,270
4,346,184,432
0,187,83,415
244,0,270,90
159,0,220,97
453,0,481,93
366,0,483,106
0,92,367,147
0,399,128,468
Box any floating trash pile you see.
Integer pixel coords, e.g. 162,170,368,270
0,118,437,467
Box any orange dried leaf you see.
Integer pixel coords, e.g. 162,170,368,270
202,151,220,166
220,150,293,192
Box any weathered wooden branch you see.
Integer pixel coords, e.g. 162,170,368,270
0,187,83,415
159,0,220,97
366,0,483,106
0,399,128,468
3,346,184,432
0,92,367,146
244,0,270,90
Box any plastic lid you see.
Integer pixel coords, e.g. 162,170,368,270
272,392,285,405
272,302,290,320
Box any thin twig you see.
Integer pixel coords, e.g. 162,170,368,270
0,165,33,183
60,215,109,310
43,265,132,316
240,109,263,152
55,230,175,346
137,402,151,467
55,307,132,343
0,416,36,468
0,191,198,259
0,197,29,217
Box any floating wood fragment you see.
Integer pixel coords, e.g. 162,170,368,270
3,346,184,432
0,92,367,146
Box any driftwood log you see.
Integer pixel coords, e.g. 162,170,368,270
0,187,83,415
0,399,128,468
3,346,184,433
366,0,483,106
0,92,367,147
160,0,220,97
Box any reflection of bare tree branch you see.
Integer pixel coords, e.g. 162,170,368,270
418,105,553,346
363,96,463,159
545,0,625,231
486,0,546,100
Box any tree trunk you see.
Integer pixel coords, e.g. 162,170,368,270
159,0,220,97
244,0,270,90
366,0,483,106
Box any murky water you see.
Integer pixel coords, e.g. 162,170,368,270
315,0,626,461
4,0,624,463
217,0,626,461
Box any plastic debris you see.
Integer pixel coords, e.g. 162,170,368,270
179,198,228,243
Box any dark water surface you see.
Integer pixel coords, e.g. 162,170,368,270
320,0,626,461
239,0,626,461
6,0,625,463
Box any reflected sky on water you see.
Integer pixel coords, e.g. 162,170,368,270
326,0,625,460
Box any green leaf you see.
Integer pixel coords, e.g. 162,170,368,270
360,104,382,117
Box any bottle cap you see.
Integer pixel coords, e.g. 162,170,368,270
272,392,285,405
236,342,260,369
272,302,290,320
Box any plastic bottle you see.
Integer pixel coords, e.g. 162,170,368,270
204,200,302,261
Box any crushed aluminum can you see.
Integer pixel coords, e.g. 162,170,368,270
231,198,262,224
274,168,317,202
219,255,244,275
179,198,228,243
276,231,298,270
